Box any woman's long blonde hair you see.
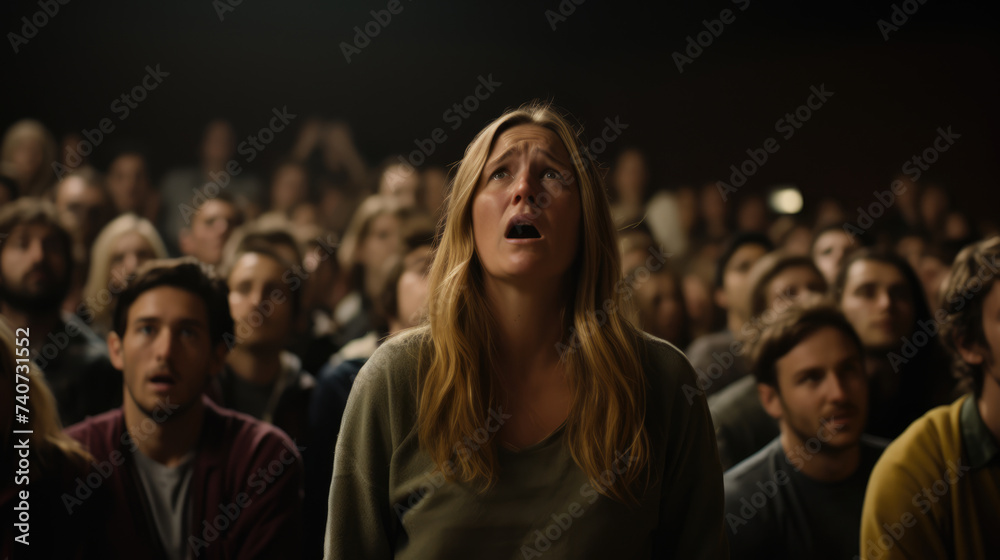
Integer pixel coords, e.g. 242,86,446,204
418,101,649,503
82,213,168,335
0,319,92,471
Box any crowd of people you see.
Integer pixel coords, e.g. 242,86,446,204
0,104,997,559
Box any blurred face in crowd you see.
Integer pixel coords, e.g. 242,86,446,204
683,273,714,334
919,184,949,228
895,235,927,273
110,286,224,419
290,203,320,226
201,120,235,166
472,124,581,287
717,243,769,317
0,182,15,206
675,186,697,234
0,222,70,313
736,196,768,233
270,163,309,212
839,259,916,352
379,164,420,209
812,229,854,285
944,212,971,241
109,232,158,288
781,225,813,256
815,198,846,226
761,326,868,453
612,149,648,205
394,245,433,331
227,252,295,350
107,154,151,214
9,137,44,183
54,176,111,246
59,133,84,168
180,199,241,266
767,265,826,310
700,182,727,227
359,212,401,283
916,254,949,311
422,167,448,215
634,270,684,344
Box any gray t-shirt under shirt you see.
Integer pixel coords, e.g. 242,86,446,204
132,448,195,560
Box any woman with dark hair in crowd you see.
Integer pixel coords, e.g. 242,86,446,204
833,248,957,439
325,102,727,558
810,223,858,286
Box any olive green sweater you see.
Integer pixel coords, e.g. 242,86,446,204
860,394,1000,559
324,327,728,559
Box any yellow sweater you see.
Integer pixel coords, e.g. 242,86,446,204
860,394,1000,560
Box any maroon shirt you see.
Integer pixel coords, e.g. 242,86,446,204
65,396,303,559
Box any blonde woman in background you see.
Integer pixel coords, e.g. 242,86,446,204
332,195,413,347
325,102,727,559
80,213,168,337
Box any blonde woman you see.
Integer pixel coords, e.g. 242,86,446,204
332,195,415,347
325,103,727,558
0,319,96,557
80,213,168,337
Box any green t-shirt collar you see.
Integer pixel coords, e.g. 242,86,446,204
960,394,1000,470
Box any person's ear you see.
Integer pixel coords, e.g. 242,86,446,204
955,335,987,366
107,331,125,371
758,381,783,421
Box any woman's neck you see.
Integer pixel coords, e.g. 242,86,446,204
482,274,569,379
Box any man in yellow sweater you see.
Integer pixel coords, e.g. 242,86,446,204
860,236,1000,559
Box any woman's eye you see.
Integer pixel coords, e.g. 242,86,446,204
544,170,562,180
490,169,508,181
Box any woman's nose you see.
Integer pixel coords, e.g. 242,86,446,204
511,171,539,206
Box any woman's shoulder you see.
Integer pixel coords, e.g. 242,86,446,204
364,326,430,373
635,330,699,385
350,326,430,405
633,330,706,414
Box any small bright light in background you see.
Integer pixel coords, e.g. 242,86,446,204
768,185,803,214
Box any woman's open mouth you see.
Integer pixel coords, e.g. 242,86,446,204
506,223,541,239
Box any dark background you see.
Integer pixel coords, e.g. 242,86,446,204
3,0,998,220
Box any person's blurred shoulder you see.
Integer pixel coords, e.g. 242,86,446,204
636,330,701,404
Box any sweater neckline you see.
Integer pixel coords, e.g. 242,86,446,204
498,420,568,455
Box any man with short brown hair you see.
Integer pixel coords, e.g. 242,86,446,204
66,258,303,559
725,301,886,559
